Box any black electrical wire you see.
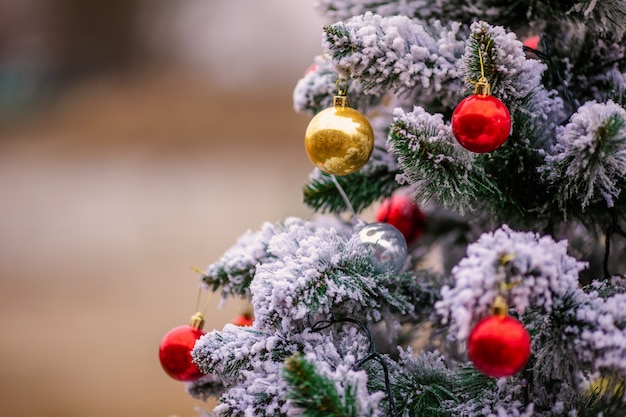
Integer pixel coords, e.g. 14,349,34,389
523,34,578,113
312,314,399,417
603,209,626,279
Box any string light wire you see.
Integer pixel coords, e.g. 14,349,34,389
312,314,399,417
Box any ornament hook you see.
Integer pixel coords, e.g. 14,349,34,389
334,77,350,108
473,46,491,96
492,252,521,316
191,266,214,316
335,77,349,96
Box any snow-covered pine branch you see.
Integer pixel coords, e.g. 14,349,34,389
284,352,384,417
314,0,626,40
192,320,382,416
435,225,586,341
200,220,296,299
249,217,423,333
385,21,568,229
388,106,483,214
322,12,465,111
529,280,626,392
543,100,626,216
293,54,383,116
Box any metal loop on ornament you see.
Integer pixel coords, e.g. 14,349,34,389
335,77,349,96
493,253,522,311
473,77,491,96
191,266,214,316
311,314,399,417
471,45,492,96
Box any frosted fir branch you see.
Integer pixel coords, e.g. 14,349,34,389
201,218,335,300
284,353,384,417
293,55,382,116
322,13,465,107
186,373,225,401
386,348,535,416
389,349,464,414
192,325,301,385
543,100,626,212
213,372,289,417
250,222,359,332
315,0,626,40
313,0,512,29
250,219,421,333
386,22,566,227
523,281,626,415
314,0,443,23
193,322,378,416
202,216,429,332
571,288,626,377
302,148,400,214
293,55,340,115
201,220,291,299
449,377,535,417
435,225,586,340
567,0,626,40
284,353,355,417
388,106,493,215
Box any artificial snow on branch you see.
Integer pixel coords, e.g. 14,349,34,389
436,225,586,340
322,12,465,107
544,100,626,214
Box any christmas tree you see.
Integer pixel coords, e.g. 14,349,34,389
159,1,626,415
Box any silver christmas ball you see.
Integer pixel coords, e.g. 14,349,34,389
357,222,408,274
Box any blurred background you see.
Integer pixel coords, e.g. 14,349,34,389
0,1,326,416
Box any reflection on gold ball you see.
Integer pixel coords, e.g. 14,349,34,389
304,106,374,176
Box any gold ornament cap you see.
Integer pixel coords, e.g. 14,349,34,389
333,95,348,108
490,294,508,317
188,312,205,330
474,76,491,96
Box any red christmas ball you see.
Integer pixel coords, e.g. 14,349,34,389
304,62,318,75
451,94,511,153
159,324,206,381
233,313,254,327
467,315,531,378
523,35,541,50
375,194,426,245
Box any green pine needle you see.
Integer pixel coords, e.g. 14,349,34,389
302,166,399,214
283,354,357,417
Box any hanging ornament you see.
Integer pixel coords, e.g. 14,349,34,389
587,374,625,399
232,310,254,327
375,193,426,245
357,222,408,274
467,295,531,378
159,312,206,382
304,62,318,76
451,48,511,153
304,80,374,176
522,35,541,51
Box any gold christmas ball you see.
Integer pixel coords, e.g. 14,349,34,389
304,104,374,176
588,375,625,399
